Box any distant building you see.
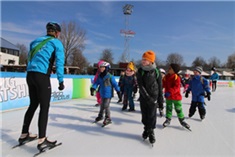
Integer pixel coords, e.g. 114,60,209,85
0,37,20,65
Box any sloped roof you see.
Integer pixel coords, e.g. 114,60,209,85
0,37,19,51
221,71,234,76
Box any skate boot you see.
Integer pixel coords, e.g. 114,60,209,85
37,138,57,151
18,133,37,145
103,117,112,125
128,108,135,112
122,104,127,111
95,116,103,122
142,130,149,140
179,118,191,131
148,129,156,144
163,118,171,127
117,99,122,103
200,115,205,120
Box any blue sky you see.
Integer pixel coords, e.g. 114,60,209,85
1,1,235,66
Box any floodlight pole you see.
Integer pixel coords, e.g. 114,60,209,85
120,4,135,63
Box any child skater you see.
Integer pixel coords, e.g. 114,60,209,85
121,61,138,111
137,50,164,144
162,63,190,130
182,74,191,93
93,60,104,107
90,61,121,126
117,71,125,103
185,66,211,120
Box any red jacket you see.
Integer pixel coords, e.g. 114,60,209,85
162,73,182,101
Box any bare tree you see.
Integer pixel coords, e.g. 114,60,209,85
16,43,28,64
71,48,89,73
166,53,184,66
59,21,86,65
226,52,235,68
208,56,221,68
100,49,114,64
191,56,208,68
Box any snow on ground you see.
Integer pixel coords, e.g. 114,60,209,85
1,87,235,157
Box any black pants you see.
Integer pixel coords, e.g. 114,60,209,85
21,72,51,138
212,80,217,91
140,99,157,130
189,101,206,118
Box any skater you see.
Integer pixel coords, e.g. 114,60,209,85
137,50,164,144
210,67,219,92
162,63,190,130
182,74,191,93
90,61,121,126
185,66,211,120
93,60,105,107
117,70,125,103
121,61,138,111
18,22,65,151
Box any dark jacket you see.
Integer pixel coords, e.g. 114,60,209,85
137,67,164,107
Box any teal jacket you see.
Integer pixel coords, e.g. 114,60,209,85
27,35,64,83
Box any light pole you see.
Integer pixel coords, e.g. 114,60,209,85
120,4,135,63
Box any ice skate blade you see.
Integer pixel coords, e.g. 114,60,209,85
34,142,62,157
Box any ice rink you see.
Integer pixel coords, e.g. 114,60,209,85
1,87,235,157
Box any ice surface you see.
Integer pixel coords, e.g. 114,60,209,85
1,87,235,157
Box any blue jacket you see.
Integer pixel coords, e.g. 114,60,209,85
92,73,120,98
210,72,219,81
187,75,210,102
27,35,65,83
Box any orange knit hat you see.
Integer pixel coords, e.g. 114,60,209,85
142,50,155,63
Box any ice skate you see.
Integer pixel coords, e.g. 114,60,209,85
102,117,112,127
34,138,62,157
13,133,37,148
92,116,103,123
142,130,149,140
37,138,57,152
179,118,191,131
163,118,171,128
148,129,155,145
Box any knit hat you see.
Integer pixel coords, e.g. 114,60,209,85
127,61,135,71
142,50,155,63
170,63,180,74
194,66,203,74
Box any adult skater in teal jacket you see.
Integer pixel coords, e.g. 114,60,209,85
18,22,65,152
210,67,219,92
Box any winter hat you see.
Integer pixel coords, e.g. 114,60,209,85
170,63,180,74
97,60,105,68
127,61,135,71
142,50,156,63
194,66,203,74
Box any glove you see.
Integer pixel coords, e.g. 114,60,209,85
185,91,189,98
90,88,95,96
58,82,65,90
164,92,170,98
206,92,211,101
117,91,122,100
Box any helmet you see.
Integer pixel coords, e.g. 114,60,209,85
160,68,166,74
99,61,111,69
46,22,61,32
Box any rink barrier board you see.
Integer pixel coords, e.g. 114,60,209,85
0,72,234,112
